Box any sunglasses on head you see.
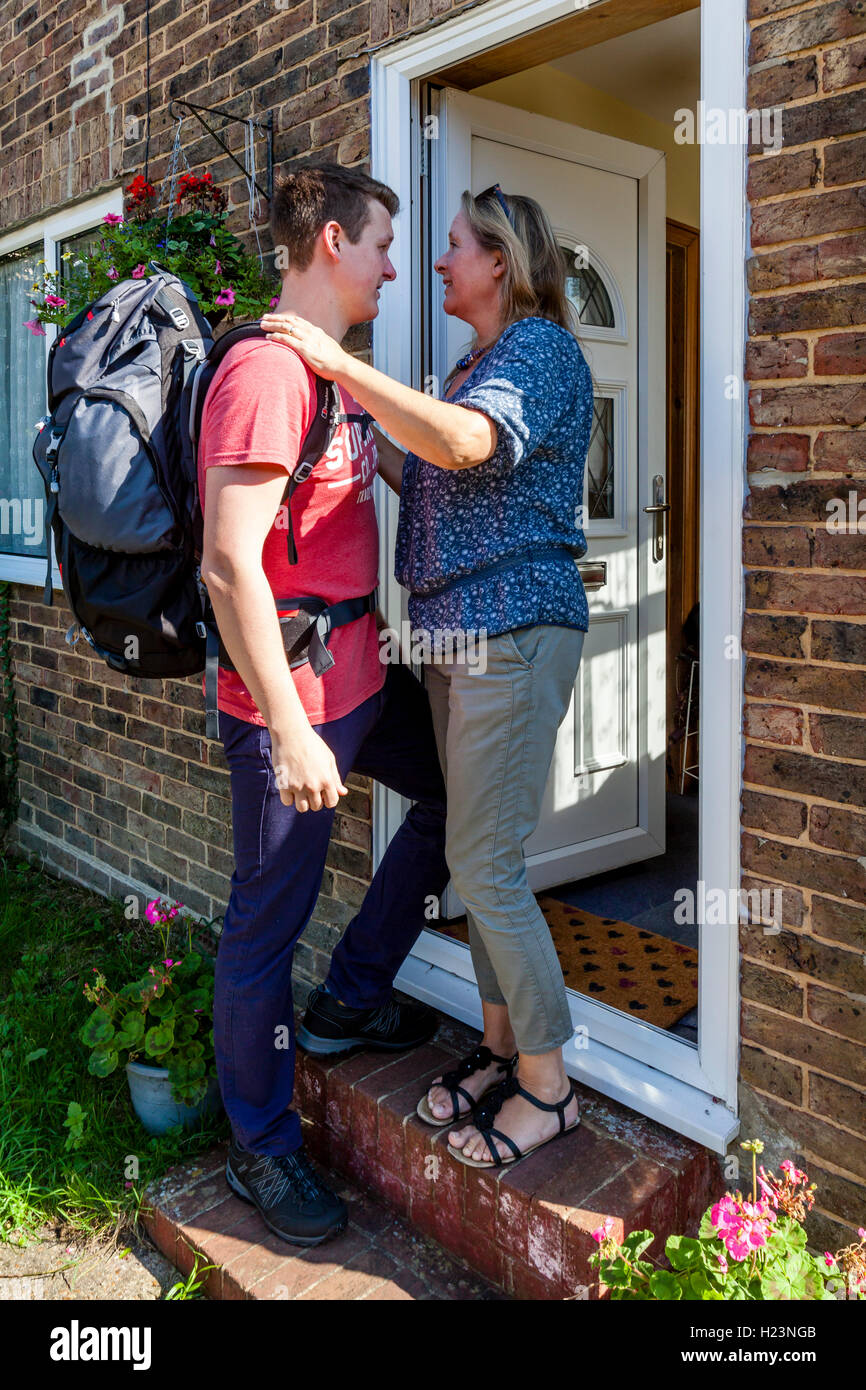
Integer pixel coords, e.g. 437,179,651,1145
477,182,515,227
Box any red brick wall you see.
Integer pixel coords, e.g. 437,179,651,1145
743,0,866,1248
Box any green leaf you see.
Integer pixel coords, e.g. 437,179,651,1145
114,1013,145,1048
666,1235,702,1270
622,1230,655,1260
24,1047,48,1064
688,1269,716,1298
698,1209,720,1241
80,1008,115,1047
144,1023,174,1057
761,1266,794,1300
785,1220,807,1249
87,1045,119,1077
175,951,203,976
148,995,176,1020
599,1258,632,1288
173,1016,198,1044
649,1270,683,1300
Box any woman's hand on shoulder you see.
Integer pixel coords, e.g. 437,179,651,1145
260,311,350,380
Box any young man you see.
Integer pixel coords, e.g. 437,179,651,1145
198,165,449,1246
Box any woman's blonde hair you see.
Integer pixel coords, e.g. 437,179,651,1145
445,186,583,384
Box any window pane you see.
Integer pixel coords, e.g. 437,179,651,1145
586,396,615,520
560,246,615,328
57,227,103,305
0,244,48,558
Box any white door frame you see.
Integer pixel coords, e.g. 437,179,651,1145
370,0,746,1154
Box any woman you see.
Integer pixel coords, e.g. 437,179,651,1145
261,182,594,1169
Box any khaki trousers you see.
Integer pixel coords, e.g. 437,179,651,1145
423,624,585,1054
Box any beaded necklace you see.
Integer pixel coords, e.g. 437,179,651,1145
453,337,498,373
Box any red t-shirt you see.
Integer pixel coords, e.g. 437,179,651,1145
197,337,385,726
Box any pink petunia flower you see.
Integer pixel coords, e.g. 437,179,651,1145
44,294,67,308
131,264,146,278
107,267,118,280
103,213,123,225
215,286,235,307
23,319,46,336
269,296,279,309
214,259,222,274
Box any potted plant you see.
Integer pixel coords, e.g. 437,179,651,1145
588,1138,866,1301
26,167,278,336
80,897,222,1136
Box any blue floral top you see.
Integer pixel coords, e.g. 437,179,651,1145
394,316,593,639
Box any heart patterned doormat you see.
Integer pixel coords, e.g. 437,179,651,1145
434,894,698,1028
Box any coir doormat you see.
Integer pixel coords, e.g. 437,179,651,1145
433,894,698,1029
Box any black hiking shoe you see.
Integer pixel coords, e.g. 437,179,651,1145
296,985,437,1056
225,1136,348,1246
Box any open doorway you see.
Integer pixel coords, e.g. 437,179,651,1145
374,0,744,1150
423,7,703,1045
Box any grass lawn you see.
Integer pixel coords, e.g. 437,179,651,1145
0,851,229,1251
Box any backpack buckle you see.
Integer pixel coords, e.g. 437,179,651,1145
182,339,204,360
293,459,315,483
44,429,63,462
65,622,80,647
167,305,189,329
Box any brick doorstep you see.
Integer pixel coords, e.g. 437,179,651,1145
141,1139,505,1302
142,1011,718,1301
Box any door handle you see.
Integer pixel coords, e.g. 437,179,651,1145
576,560,606,590
643,475,669,562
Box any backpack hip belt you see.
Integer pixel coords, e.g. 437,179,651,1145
200,587,379,740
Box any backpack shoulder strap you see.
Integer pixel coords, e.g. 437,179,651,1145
192,321,346,568
190,322,267,449
280,374,343,566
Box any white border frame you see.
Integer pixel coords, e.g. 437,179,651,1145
372,0,747,1152
0,188,124,586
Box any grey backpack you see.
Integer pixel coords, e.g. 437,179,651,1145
32,264,377,740
33,264,214,679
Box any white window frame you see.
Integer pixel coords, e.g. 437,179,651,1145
0,187,124,585
370,0,747,1153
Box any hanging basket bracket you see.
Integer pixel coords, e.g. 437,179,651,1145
166,98,274,203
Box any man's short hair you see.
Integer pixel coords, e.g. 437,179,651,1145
270,163,399,272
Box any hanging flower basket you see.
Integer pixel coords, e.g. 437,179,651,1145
27,169,279,335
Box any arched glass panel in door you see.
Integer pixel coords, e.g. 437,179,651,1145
559,245,615,329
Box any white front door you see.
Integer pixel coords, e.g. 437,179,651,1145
433,89,669,895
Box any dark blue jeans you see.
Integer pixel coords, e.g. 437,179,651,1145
214,661,449,1155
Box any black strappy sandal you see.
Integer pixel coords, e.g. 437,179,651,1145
416,1045,519,1127
446,1073,580,1167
